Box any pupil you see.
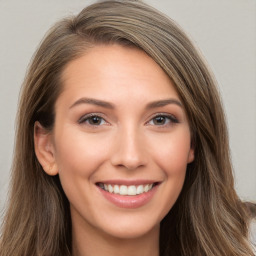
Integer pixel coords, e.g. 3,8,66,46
90,116,101,124
154,116,165,125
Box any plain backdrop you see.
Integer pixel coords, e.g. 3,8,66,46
0,0,255,216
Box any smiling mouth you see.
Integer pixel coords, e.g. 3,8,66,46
96,182,159,196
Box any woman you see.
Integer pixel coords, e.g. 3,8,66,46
0,1,254,255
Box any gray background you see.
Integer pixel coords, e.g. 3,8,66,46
0,0,255,216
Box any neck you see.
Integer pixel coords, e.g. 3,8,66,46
72,217,159,256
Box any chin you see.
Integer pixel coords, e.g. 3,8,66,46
103,223,159,240
93,213,161,240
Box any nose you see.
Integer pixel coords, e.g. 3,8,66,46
110,126,148,170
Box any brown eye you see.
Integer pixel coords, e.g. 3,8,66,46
148,114,179,126
79,115,107,126
88,116,102,125
153,116,167,125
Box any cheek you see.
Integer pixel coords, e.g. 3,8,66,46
148,130,191,216
53,128,113,210
53,127,112,178
150,129,192,176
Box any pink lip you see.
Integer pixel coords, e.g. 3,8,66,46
97,182,160,209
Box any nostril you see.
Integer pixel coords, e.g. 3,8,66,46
110,133,148,170
116,163,145,171
111,154,147,171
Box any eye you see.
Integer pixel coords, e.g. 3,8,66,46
78,114,107,126
147,114,179,126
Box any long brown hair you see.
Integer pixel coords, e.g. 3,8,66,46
0,1,254,255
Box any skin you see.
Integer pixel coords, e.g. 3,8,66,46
34,44,194,256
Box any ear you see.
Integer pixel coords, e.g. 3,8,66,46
187,146,194,164
34,121,59,176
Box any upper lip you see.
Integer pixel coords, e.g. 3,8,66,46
96,179,161,186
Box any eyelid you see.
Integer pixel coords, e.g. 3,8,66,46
77,112,179,126
146,113,179,125
78,113,108,125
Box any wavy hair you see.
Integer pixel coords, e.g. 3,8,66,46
0,1,254,255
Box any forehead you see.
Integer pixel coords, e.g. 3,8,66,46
59,44,180,103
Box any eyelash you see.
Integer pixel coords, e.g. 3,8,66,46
78,113,179,127
147,113,179,127
78,113,107,126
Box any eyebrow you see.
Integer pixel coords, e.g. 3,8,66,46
69,97,182,110
69,98,115,109
146,99,183,109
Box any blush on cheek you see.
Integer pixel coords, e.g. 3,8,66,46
54,130,111,171
155,145,191,175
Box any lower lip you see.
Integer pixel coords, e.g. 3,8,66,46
97,185,159,209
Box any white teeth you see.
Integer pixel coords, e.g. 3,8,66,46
120,185,128,195
108,184,114,193
114,185,119,194
100,183,155,195
136,185,144,195
127,185,137,196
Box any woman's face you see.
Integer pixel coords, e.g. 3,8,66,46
36,44,194,239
